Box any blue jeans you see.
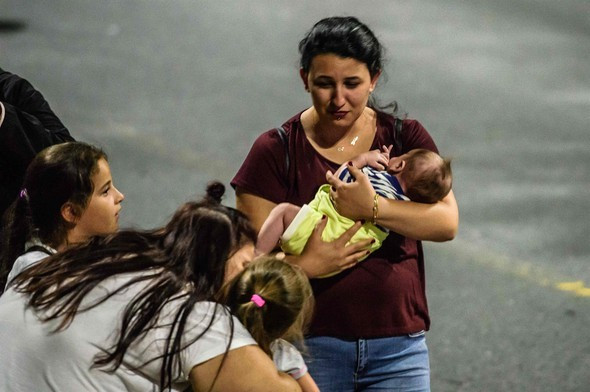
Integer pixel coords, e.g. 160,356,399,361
305,332,430,391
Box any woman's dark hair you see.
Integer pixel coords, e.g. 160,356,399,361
221,256,314,355
0,142,106,290
10,181,257,391
299,16,402,115
299,16,383,78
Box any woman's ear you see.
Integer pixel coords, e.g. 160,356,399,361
369,70,382,92
299,68,310,92
61,202,79,224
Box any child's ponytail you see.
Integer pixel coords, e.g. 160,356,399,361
0,195,33,290
222,256,314,355
0,142,106,292
234,293,275,354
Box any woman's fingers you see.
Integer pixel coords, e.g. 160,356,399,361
326,169,343,187
340,249,370,270
345,164,365,181
335,221,363,245
338,239,373,270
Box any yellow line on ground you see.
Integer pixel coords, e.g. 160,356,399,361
555,281,590,297
429,239,588,299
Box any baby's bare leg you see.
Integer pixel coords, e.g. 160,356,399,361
255,203,301,255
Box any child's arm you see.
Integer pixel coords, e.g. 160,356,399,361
295,373,320,392
270,339,318,391
334,145,393,178
255,203,301,255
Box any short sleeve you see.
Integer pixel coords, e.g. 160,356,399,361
178,302,256,380
270,339,308,380
401,119,438,154
231,130,290,204
5,251,49,290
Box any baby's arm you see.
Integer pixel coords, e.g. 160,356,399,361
255,203,301,255
334,145,393,178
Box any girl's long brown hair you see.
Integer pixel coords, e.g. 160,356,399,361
0,142,106,291
10,182,256,391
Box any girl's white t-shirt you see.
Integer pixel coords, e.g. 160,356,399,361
0,272,256,391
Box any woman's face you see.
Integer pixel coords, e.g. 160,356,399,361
73,158,125,239
224,242,255,283
301,53,380,129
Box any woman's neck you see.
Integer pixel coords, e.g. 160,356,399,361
301,107,378,162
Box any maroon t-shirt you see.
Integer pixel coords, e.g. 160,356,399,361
232,110,438,338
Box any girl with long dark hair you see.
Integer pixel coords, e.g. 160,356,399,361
0,141,124,292
0,182,301,392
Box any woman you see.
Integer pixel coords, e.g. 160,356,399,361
0,182,301,392
0,142,125,292
232,16,458,391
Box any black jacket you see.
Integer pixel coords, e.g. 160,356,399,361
0,68,74,217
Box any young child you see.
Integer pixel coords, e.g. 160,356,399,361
255,147,452,277
0,142,124,292
222,256,319,392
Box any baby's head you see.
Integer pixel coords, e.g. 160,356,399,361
388,149,452,203
222,256,314,355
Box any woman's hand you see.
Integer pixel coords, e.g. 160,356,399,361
326,164,375,221
287,217,372,278
237,188,373,278
327,164,459,242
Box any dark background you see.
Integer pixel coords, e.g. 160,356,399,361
2,1,588,390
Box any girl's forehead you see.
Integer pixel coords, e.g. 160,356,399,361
91,159,112,186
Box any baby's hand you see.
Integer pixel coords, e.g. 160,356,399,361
364,146,391,171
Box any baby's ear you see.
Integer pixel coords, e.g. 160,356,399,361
389,159,406,174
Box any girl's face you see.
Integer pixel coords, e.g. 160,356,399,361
301,53,380,129
224,242,255,283
73,159,125,240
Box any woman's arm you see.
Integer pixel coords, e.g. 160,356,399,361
189,345,301,392
326,165,458,242
236,189,372,277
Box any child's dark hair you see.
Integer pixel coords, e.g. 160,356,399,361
10,181,258,390
0,142,106,289
401,149,452,203
222,256,314,355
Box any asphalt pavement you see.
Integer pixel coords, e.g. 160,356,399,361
1,0,589,390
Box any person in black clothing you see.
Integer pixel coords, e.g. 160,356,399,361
0,68,74,218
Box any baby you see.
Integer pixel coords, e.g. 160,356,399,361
255,146,452,277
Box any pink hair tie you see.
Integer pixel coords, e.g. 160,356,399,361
251,294,266,308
